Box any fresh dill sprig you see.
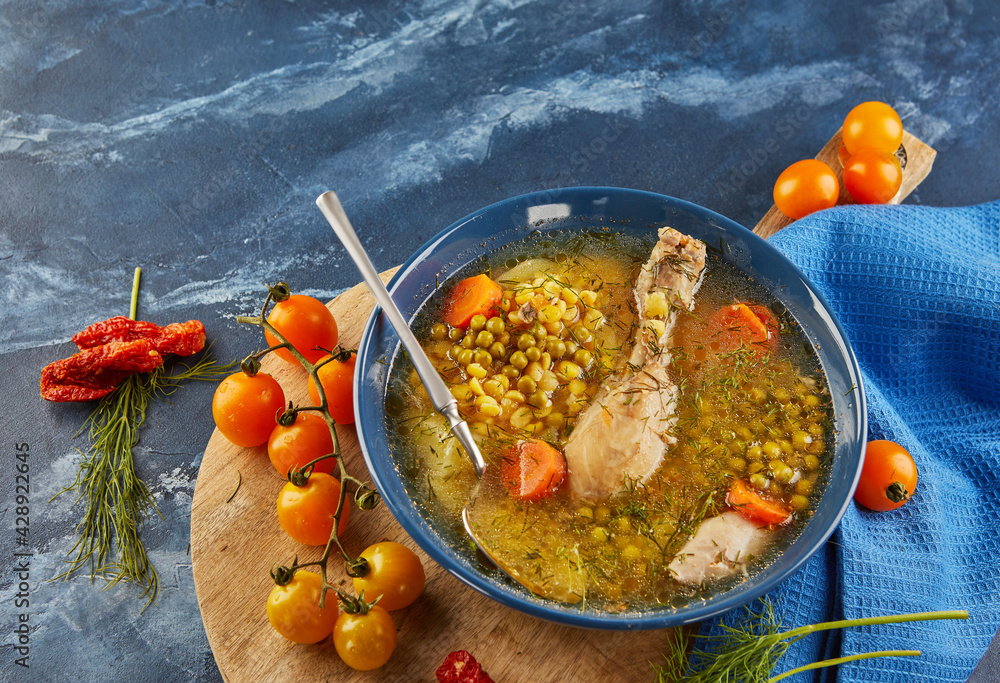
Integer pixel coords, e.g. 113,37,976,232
653,599,968,682
50,268,236,611
52,350,236,610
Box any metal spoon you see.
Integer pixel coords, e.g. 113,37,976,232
315,191,487,476
317,192,588,602
316,192,547,591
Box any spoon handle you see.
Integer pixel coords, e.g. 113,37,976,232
315,191,487,477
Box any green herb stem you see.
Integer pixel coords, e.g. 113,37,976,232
130,267,141,320
779,610,969,645
768,650,921,682
654,601,968,683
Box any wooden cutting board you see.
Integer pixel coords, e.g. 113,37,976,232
191,129,935,683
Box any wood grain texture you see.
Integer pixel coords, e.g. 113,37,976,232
753,129,937,238
191,269,672,683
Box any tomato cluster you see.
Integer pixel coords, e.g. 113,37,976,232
773,101,906,220
266,541,425,668
212,288,425,671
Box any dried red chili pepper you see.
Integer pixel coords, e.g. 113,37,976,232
42,315,207,402
73,316,206,356
436,651,495,683
40,339,164,402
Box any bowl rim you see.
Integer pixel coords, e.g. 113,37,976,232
354,186,867,629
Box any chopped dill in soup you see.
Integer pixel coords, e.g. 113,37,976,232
385,227,832,610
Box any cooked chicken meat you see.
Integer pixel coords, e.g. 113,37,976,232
667,511,769,585
563,227,706,499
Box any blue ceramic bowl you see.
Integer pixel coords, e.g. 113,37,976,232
355,187,866,629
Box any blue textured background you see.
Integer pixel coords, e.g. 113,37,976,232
1,1,998,681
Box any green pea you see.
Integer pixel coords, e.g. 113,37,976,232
448,327,464,342
770,460,794,484
517,333,536,350
489,342,506,359
533,324,547,341
528,390,550,408
461,334,476,350
474,349,492,367
502,364,521,379
790,494,810,511
510,351,528,370
456,348,474,366
475,330,494,348
430,323,448,341
571,325,593,345
525,346,542,362
556,360,581,380
486,316,505,336
517,376,537,395
469,314,487,332
749,473,768,490
546,338,567,359
573,348,593,367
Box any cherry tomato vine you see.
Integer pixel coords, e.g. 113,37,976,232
218,281,427,670
230,281,381,611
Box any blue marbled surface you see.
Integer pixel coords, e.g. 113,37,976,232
1,0,998,680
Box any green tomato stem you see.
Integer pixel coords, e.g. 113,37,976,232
768,650,921,682
240,289,370,589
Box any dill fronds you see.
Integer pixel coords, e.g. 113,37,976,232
653,598,967,682
52,348,235,610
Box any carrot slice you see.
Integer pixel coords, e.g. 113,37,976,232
727,479,792,526
442,274,503,329
748,304,780,351
707,302,779,355
500,440,566,502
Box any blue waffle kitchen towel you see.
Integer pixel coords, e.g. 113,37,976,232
699,200,1000,683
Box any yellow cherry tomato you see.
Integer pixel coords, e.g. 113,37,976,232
352,542,425,611
842,101,903,156
773,159,840,220
333,604,396,671
266,571,337,644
